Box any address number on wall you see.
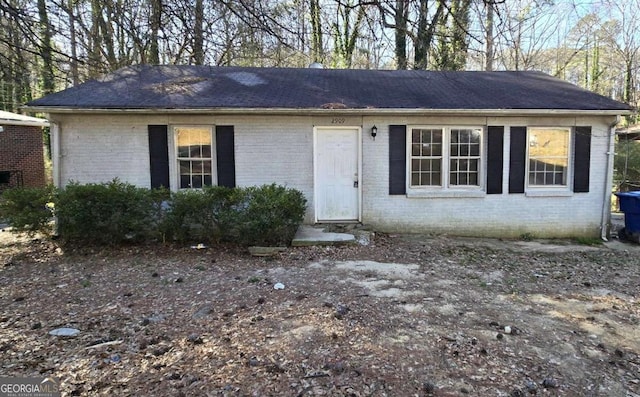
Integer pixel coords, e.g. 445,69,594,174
331,118,346,124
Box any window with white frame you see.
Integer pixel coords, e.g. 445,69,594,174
409,127,483,189
175,126,213,189
527,127,570,187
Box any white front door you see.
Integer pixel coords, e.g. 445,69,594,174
314,127,360,221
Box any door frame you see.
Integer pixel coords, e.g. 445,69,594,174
313,126,362,223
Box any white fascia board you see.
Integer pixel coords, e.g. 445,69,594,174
22,106,632,117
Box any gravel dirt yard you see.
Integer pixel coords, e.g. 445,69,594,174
1,229,640,397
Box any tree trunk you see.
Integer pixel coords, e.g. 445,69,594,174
89,0,102,77
485,1,494,71
414,0,428,69
450,0,470,70
415,0,444,70
193,0,204,65
310,0,323,63
67,0,79,85
149,0,162,65
624,58,633,106
100,1,117,69
394,0,407,69
37,0,55,94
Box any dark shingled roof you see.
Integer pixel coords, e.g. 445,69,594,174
26,65,632,112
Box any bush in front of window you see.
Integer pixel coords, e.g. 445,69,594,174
0,185,56,235
160,185,236,243
55,179,162,245
3,180,307,247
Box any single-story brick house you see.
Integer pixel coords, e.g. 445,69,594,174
0,110,49,192
25,65,633,238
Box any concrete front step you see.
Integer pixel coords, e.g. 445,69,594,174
291,225,357,247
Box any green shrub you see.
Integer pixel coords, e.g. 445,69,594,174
3,179,306,247
160,184,306,246
227,184,307,246
160,186,236,243
0,185,56,235
56,179,161,245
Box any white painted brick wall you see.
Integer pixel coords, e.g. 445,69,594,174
362,116,614,237
53,114,160,188
51,113,616,237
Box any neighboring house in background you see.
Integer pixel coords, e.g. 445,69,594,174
617,124,640,141
0,110,49,192
25,65,633,238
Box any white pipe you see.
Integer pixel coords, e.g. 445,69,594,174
50,122,61,188
601,115,620,241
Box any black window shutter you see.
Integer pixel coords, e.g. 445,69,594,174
389,125,407,195
487,126,504,194
216,125,236,188
148,125,170,189
573,126,591,193
508,126,527,194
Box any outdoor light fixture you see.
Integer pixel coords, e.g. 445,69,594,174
371,125,378,140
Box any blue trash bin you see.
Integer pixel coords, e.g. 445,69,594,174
615,191,640,241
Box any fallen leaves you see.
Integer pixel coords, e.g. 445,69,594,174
1,231,640,395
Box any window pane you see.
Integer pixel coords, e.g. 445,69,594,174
180,175,190,189
461,144,470,156
431,143,442,156
420,159,431,171
178,145,189,157
450,131,459,143
432,130,443,144
451,143,459,156
179,160,190,174
412,144,421,156
192,175,203,188
469,173,478,185
411,173,420,186
529,128,568,158
432,173,441,186
459,130,469,143
554,173,564,185
191,161,203,174
528,128,569,186
203,175,213,186
421,130,430,143
176,127,213,189
469,144,480,156
450,158,479,186
412,129,420,143
470,129,481,143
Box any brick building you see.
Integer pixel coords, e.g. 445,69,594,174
0,110,49,192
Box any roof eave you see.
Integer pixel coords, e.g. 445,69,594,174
22,106,633,117
0,118,50,127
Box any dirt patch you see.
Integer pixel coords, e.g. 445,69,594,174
1,230,640,396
